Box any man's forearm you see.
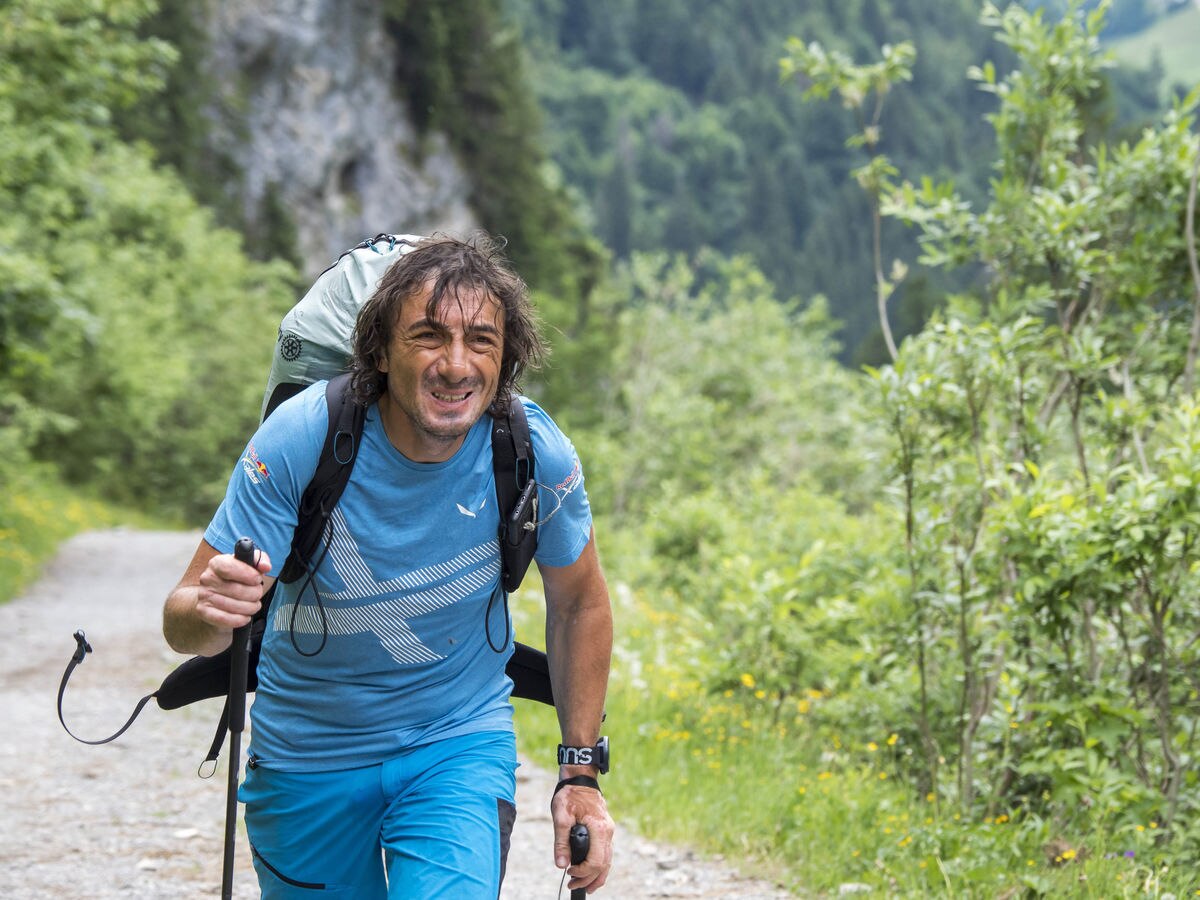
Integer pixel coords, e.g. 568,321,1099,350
547,596,612,767
163,584,234,657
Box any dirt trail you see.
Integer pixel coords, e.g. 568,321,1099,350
1,529,793,898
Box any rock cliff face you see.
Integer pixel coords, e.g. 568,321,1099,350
201,0,475,276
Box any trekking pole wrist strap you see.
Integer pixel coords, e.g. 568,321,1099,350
554,775,601,797
57,630,158,746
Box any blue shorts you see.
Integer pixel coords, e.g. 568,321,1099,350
238,730,518,899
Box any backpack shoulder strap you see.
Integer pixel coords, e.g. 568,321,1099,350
491,399,555,704
279,373,366,583
492,396,538,593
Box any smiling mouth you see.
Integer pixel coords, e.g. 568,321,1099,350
432,389,471,403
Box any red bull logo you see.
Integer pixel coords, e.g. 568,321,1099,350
241,444,270,485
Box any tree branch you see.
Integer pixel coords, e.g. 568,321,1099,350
1183,138,1200,394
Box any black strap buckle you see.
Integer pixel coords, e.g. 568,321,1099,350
71,630,92,664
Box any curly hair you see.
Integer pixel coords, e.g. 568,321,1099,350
348,233,546,413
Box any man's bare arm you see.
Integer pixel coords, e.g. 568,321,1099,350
541,529,614,893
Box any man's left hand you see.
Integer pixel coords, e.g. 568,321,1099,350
551,782,614,894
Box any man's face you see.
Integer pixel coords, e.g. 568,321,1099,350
376,280,505,462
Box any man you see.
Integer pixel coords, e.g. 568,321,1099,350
164,234,614,898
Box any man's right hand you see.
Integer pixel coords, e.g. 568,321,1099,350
163,539,274,656
196,546,272,630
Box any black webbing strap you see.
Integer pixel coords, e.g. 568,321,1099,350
279,373,366,584
57,630,157,746
553,775,602,796
492,396,538,593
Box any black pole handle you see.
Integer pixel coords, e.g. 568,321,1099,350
228,537,258,734
223,537,259,900
569,823,589,900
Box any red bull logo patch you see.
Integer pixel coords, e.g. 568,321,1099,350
241,444,270,485
555,459,582,495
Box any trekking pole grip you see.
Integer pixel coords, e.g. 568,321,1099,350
228,538,258,733
569,823,589,900
221,537,258,900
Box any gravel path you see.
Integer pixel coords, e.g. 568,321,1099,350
2,529,794,899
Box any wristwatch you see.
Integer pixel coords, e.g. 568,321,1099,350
557,736,610,774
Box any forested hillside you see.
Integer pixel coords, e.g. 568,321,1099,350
501,0,1168,363
1108,1,1200,96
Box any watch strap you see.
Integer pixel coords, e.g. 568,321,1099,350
557,736,610,774
554,775,601,796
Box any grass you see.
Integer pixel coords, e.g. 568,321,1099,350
1107,5,1200,96
510,573,1200,898
0,462,153,605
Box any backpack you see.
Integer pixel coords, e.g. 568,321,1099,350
58,234,555,767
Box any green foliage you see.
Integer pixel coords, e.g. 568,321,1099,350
519,4,1200,893
840,0,1200,864
0,0,296,521
581,250,881,521
31,146,295,517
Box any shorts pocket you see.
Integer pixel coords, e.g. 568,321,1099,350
251,843,328,891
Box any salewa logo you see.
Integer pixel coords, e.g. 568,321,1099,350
456,498,487,518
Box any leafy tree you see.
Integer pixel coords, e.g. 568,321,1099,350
580,249,885,633
781,35,916,360
0,0,295,520
855,0,1200,852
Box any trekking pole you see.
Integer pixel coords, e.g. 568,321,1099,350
569,823,589,900
222,537,258,900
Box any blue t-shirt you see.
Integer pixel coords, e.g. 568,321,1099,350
205,383,592,772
